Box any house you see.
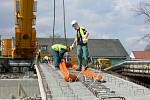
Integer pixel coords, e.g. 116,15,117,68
37,38,129,65
130,51,150,59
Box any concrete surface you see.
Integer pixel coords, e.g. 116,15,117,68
0,79,40,99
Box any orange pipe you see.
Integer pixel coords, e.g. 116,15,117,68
59,61,77,81
68,63,103,80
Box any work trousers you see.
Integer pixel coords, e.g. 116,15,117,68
51,49,64,67
77,44,89,68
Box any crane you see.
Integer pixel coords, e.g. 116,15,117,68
0,0,37,72
12,0,37,59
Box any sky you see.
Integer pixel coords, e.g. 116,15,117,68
0,0,150,53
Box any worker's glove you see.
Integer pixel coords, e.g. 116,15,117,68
82,35,88,43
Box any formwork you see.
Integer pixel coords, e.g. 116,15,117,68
0,79,41,99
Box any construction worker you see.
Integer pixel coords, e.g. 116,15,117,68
70,20,89,71
51,44,70,69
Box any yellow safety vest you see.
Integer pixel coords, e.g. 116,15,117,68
51,44,67,52
75,27,88,45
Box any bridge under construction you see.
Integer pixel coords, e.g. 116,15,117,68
1,0,150,100
1,59,150,100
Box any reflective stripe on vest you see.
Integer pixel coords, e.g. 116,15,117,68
76,27,88,45
51,44,67,52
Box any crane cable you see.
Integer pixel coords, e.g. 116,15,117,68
52,0,67,46
62,0,67,46
52,0,56,45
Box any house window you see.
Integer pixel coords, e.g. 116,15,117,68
40,45,48,52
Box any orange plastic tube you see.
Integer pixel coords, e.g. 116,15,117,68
68,63,103,80
59,61,77,81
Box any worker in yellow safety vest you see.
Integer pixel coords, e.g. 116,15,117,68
51,44,70,69
70,20,89,71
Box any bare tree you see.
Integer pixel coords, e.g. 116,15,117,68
134,2,150,51
135,2,150,22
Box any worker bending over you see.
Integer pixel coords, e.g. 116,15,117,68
51,44,70,69
70,20,89,71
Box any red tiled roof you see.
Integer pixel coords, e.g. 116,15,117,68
132,51,150,59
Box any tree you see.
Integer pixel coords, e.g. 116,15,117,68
135,2,150,51
135,2,150,22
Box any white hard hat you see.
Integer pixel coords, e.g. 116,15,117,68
71,20,77,26
44,56,49,60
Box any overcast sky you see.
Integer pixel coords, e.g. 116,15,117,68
0,0,150,53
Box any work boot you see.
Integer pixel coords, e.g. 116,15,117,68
76,67,82,71
84,66,89,70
